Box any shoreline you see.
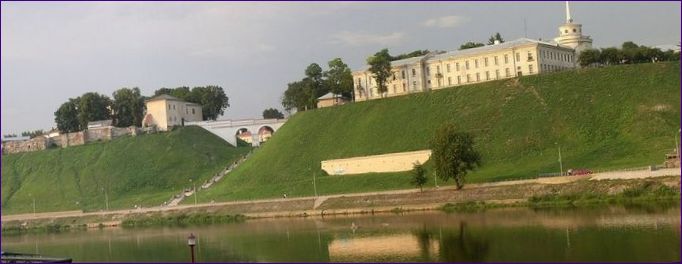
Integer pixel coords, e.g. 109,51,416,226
1,175,679,234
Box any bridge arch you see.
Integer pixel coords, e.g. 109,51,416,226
186,118,287,147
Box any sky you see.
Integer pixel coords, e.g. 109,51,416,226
1,1,680,135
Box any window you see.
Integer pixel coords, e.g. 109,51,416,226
370,88,373,97
446,64,451,73
485,71,490,80
456,62,460,71
465,61,470,70
436,65,440,74
527,51,534,61
412,69,416,76
466,74,471,83
357,78,361,85
192,108,195,115
457,76,461,84
393,84,397,94
186,108,189,114
392,73,396,81
402,83,406,92
426,67,430,75
529,65,534,74
515,52,521,62
495,69,500,79
504,54,509,64
565,29,568,33
474,59,479,68
476,73,480,82
401,71,405,79
484,57,489,67
412,81,417,90
168,104,171,110
505,68,511,77
494,56,499,65
573,28,577,33
448,77,452,85
427,80,431,86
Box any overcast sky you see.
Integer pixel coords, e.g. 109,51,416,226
2,1,680,134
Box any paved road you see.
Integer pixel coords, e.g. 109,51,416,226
3,167,679,222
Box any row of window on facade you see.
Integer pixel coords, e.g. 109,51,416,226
357,65,539,98
167,104,196,115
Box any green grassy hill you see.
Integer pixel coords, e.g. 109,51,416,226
1,127,251,215
198,62,680,203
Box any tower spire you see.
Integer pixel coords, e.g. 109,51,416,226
565,1,573,23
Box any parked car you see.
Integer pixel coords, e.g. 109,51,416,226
568,168,592,176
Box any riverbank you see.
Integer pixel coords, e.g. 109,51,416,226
2,175,679,234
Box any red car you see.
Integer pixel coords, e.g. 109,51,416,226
568,168,592,176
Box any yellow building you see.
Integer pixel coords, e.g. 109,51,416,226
142,94,203,131
353,2,588,102
317,92,349,108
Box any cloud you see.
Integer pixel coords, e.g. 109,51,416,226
422,15,468,28
330,31,405,46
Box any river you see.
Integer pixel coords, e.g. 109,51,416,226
2,204,680,262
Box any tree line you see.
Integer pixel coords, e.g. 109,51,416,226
281,58,354,112
579,41,680,67
54,86,229,133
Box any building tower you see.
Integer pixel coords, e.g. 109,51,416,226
554,1,593,55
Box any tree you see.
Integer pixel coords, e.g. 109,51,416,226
411,162,428,192
430,123,481,189
459,42,485,50
367,49,392,98
112,87,145,127
262,108,284,119
54,99,80,133
599,47,622,65
189,86,229,120
487,32,504,45
579,49,602,67
154,88,173,96
21,129,44,139
325,58,354,99
390,50,430,61
77,92,112,129
282,80,315,112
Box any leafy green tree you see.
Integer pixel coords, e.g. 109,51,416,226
459,42,485,50
54,99,80,133
579,49,602,67
262,108,284,119
154,88,173,96
430,123,481,189
487,32,504,45
21,129,45,139
411,162,428,192
367,49,392,98
390,50,430,61
325,58,354,99
112,87,145,127
189,86,229,120
282,80,313,112
77,92,113,129
599,47,622,65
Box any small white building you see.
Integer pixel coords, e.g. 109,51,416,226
142,94,203,131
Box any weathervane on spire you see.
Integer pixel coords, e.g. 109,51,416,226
566,1,573,23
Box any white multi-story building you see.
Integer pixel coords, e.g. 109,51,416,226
352,1,591,102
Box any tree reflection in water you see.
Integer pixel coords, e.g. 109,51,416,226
415,221,490,262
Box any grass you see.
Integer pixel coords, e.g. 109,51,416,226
199,62,680,203
1,126,252,215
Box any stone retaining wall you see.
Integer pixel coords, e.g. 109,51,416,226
321,150,432,175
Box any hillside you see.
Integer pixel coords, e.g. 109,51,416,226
1,127,251,215
198,62,680,202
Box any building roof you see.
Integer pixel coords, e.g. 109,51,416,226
145,94,202,106
318,92,336,100
87,119,113,129
431,38,571,61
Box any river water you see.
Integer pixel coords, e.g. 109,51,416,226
2,205,680,262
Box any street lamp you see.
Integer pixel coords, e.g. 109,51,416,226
29,194,36,217
187,233,197,263
555,142,563,176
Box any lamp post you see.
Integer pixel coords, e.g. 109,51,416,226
556,143,563,176
187,233,196,263
313,170,318,198
101,187,109,211
29,194,36,217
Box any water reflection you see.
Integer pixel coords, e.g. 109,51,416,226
2,205,679,262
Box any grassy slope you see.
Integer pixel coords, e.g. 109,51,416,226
1,127,251,215
199,63,680,202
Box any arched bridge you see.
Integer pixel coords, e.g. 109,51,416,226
186,118,287,146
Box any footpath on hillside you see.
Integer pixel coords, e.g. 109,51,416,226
2,167,679,224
